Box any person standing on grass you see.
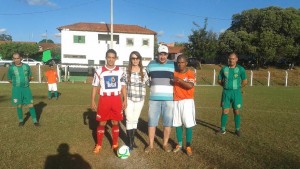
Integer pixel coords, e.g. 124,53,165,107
91,49,127,154
145,45,175,153
217,52,247,136
124,51,149,151
7,52,40,127
172,55,196,156
45,64,59,100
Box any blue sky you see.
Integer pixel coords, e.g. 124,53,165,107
0,0,299,44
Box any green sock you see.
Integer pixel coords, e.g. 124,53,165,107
221,113,228,131
186,127,193,147
48,91,52,98
29,107,37,123
175,127,183,147
17,108,23,122
234,114,241,131
54,91,58,98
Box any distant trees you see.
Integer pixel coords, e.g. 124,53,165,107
218,6,300,65
0,42,39,59
39,39,54,44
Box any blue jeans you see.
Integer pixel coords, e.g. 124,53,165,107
148,100,174,127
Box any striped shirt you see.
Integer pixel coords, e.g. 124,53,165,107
92,65,126,96
124,68,149,102
7,63,32,87
146,60,175,101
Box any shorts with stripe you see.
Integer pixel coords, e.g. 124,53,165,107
96,95,123,121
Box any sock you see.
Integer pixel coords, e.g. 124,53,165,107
186,127,193,147
234,114,241,131
221,113,228,131
48,91,52,98
175,127,183,147
17,107,23,122
29,107,37,123
54,91,58,98
96,125,105,146
112,125,119,146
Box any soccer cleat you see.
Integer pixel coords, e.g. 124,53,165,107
217,129,226,135
186,147,192,156
163,144,172,153
93,145,102,154
144,146,154,153
235,130,241,137
173,145,182,153
19,122,24,127
34,122,40,127
112,144,119,150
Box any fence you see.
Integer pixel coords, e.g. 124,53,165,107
0,65,299,86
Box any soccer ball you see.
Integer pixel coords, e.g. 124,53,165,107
117,145,130,159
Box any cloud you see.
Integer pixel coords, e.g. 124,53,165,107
0,28,7,33
175,33,185,39
25,0,57,7
41,33,47,37
53,33,61,37
157,31,164,37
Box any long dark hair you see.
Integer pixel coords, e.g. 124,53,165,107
127,51,144,82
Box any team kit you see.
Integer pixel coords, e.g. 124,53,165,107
8,46,247,158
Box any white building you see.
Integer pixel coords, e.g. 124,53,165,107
57,22,157,66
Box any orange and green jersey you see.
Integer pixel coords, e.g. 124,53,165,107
7,63,32,87
174,69,195,101
218,64,247,90
45,70,58,84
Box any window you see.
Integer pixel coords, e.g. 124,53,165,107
74,35,85,43
64,54,86,59
99,60,106,65
126,38,134,46
98,34,119,44
142,39,149,46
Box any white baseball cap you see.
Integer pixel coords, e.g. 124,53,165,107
158,45,169,53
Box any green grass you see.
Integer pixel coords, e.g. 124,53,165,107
0,83,299,169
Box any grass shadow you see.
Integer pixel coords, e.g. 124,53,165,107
44,143,91,169
23,101,47,124
196,119,237,135
83,108,98,144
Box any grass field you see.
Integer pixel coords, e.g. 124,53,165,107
0,83,299,169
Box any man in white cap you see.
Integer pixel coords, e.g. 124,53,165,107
145,45,175,153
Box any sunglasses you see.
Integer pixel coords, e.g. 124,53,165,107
131,57,140,60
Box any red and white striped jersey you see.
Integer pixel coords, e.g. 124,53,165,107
92,65,126,96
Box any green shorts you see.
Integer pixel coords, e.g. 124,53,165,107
11,87,33,106
221,89,242,110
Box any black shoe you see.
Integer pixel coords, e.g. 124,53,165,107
235,130,241,137
19,122,24,127
34,122,40,127
216,129,226,135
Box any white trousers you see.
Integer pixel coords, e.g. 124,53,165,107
48,83,58,91
125,99,144,130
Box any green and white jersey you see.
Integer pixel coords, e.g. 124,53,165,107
7,63,32,87
218,64,247,90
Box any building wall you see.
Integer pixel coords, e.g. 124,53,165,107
61,29,154,66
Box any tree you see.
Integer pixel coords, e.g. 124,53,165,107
0,42,39,59
39,39,54,44
0,34,12,41
219,6,300,66
184,18,218,63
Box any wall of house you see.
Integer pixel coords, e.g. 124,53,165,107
61,29,154,66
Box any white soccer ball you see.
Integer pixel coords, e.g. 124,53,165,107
117,145,130,159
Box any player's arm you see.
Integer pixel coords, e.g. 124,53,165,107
91,86,98,111
121,85,127,110
7,67,12,83
217,69,224,86
240,68,248,88
28,66,33,82
241,79,247,88
173,77,194,90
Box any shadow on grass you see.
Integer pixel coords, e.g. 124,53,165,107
23,101,47,124
44,143,91,169
196,119,236,135
138,118,176,149
0,95,9,102
83,108,98,144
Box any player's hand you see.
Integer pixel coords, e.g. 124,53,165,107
91,101,97,111
122,100,127,110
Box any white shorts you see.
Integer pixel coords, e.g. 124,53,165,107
173,99,196,128
48,83,58,91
